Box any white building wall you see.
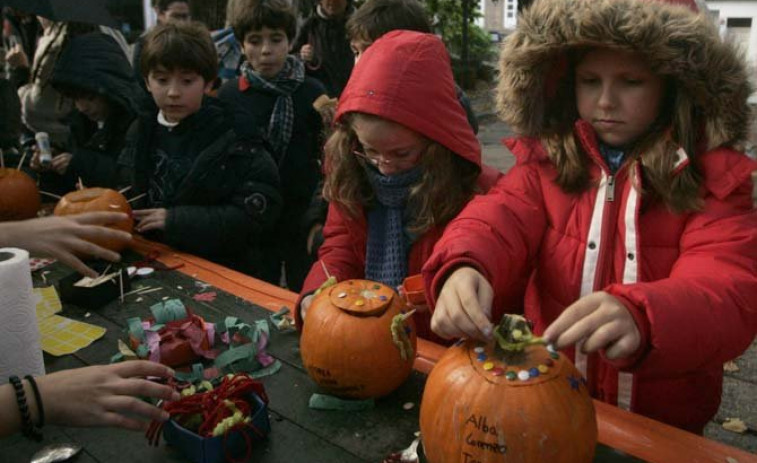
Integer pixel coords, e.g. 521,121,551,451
704,1,757,65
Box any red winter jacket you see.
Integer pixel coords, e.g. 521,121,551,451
423,121,757,432
296,31,515,342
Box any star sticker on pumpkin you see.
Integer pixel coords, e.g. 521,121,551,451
568,375,581,391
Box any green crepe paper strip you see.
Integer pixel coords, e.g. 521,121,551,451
308,393,375,411
136,345,150,358
174,363,206,383
150,299,187,323
248,360,281,379
127,317,145,343
211,318,280,378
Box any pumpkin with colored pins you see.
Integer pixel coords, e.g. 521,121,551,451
54,187,134,252
0,168,40,221
420,314,597,463
300,279,417,399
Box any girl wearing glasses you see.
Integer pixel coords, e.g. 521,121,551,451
294,30,522,343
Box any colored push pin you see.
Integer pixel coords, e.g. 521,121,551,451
354,299,365,306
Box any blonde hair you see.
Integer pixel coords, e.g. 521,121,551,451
323,113,481,234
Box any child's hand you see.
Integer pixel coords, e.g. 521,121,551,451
1,213,132,277
6,44,29,69
133,208,167,233
300,44,314,62
37,361,180,431
543,291,640,360
431,266,494,341
51,152,72,175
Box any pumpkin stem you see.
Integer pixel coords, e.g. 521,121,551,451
493,314,545,354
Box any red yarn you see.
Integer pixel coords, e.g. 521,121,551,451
145,374,269,460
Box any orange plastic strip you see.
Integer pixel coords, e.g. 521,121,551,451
130,238,757,463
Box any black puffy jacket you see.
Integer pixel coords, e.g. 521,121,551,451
118,98,283,276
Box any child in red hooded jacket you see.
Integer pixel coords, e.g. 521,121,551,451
423,0,757,433
296,30,513,344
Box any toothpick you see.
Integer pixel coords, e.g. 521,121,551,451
120,286,162,298
77,177,84,190
320,260,331,279
128,193,147,203
39,191,62,200
16,150,27,170
119,271,124,303
0,149,4,168
401,309,417,321
118,185,132,195
132,287,162,296
100,264,112,278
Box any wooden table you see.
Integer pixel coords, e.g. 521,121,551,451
1,238,754,463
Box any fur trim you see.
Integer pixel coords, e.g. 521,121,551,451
497,0,753,150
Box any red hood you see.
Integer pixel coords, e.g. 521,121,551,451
335,30,481,167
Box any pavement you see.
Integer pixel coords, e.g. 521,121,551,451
467,82,757,454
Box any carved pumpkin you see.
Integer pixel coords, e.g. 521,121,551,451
300,279,417,399
54,187,134,252
420,315,597,463
0,168,40,221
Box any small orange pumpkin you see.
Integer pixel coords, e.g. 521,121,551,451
300,279,417,399
0,168,40,221
420,315,597,463
54,187,134,252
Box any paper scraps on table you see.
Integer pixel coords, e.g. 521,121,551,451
722,417,748,434
308,393,375,411
270,307,294,331
723,360,740,373
29,257,57,272
34,286,106,356
193,291,217,302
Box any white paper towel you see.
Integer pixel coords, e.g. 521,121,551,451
0,247,45,383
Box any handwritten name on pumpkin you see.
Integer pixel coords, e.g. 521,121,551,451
463,414,507,460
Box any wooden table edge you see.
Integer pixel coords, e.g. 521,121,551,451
130,238,757,463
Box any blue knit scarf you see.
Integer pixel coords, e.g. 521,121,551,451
362,163,423,287
240,56,304,161
599,142,625,173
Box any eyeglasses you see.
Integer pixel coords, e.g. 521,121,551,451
352,142,428,168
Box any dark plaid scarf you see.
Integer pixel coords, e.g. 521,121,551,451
240,56,304,161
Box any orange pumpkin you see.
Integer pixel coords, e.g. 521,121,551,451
300,279,417,399
54,187,134,252
420,315,597,463
0,168,40,221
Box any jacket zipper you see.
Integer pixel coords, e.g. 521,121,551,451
606,175,615,202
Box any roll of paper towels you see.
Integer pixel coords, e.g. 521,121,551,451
0,248,45,383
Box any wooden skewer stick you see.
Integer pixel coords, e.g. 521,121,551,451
0,149,4,168
119,271,125,303
401,309,417,321
120,286,163,298
127,193,147,203
118,185,132,195
39,191,62,200
16,150,28,170
77,177,84,190
320,260,332,279
121,286,153,298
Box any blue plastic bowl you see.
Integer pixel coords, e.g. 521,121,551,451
163,392,270,463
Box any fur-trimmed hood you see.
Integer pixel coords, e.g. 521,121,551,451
497,0,753,150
